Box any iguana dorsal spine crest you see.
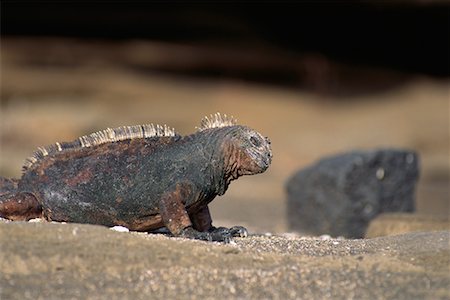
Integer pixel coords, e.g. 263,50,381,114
197,113,237,131
23,124,177,172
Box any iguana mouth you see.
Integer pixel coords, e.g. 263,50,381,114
260,150,273,169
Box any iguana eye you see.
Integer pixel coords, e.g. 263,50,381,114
249,136,261,147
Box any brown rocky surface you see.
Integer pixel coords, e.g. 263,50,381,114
0,221,449,300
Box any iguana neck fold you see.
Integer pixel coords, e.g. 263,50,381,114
200,127,244,196
187,127,232,196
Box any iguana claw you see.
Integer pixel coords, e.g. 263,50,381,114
228,226,248,238
181,227,232,243
181,226,248,243
210,226,248,238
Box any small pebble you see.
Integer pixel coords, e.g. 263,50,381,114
110,226,130,232
319,234,332,240
28,218,44,223
280,232,300,238
376,167,385,180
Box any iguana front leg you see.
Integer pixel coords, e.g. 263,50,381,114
159,183,233,242
190,206,248,238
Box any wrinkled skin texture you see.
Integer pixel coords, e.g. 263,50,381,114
0,125,272,242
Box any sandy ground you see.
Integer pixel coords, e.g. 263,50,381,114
0,38,449,234
1,221,449,300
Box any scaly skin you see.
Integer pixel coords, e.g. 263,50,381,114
0,122,272,242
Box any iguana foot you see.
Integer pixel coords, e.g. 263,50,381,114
210,226,248,238
181,227,233,243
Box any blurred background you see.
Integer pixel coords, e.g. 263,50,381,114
1,2,448,233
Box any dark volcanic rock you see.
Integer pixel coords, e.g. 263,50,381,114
286,149,419,238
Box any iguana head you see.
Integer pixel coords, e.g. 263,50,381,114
226,125,272,177
198,113,272,183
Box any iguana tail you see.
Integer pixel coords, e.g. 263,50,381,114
0,176,42,221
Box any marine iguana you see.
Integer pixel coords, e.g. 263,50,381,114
0,113,272,242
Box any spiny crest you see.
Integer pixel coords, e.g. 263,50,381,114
197,113,237,131
23,124,177,172
77,124,176,147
